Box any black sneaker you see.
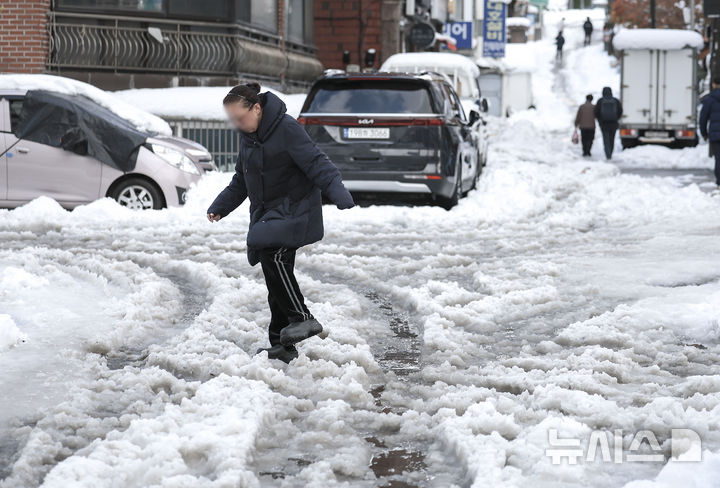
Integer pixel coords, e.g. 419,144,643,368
256,344,298,363
280,319,323,346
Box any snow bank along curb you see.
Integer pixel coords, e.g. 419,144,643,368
114,86,308,120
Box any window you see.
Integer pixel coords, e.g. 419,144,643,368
286,0,304,43
448,87,467,121
305,81,435,114
168,0,233,20
236,0,250,23
56,0,163,13
448,0,463,21
9,99,23,133
236,0,278,33
251,0,277,32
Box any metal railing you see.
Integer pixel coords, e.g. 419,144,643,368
47,11,321,81
167,119,238,171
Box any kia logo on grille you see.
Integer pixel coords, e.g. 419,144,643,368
358,118,374,124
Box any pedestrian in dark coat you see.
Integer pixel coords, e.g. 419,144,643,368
594,87,623,160
575,94,596,157
555,31,565,62
207,82,354,362
700,77,720,186
583,17,593,46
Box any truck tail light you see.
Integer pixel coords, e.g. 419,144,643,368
620,128,638,138
675,129,695,139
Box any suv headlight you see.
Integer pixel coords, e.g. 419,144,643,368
150,144,200,175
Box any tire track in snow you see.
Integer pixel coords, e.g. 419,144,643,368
0,243,209,487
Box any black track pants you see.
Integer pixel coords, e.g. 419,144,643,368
580,128,595,156
601,125,617,159
259,247,313,346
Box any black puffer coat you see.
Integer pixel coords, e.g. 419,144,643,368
208,92,354,265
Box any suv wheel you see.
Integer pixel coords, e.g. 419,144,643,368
112,178,163,210
439,166,461,210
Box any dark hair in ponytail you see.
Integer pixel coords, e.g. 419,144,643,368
223,82,262,107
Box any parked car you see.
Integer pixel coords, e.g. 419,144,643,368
298,71,482,209
380,52,490,166
0,89,215,210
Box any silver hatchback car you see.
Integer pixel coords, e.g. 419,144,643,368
0,89,215,210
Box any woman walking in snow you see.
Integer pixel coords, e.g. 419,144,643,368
207,82,355,363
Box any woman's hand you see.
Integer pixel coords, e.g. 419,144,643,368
207,213,222,222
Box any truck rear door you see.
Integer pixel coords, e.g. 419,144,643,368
622,49,656,126
658,49,695,127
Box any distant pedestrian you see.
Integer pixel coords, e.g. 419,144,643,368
575,94,596,157
555,31,565,62
594,87,623,160
583,17,593,46
603,23,615,55
700,76,720,186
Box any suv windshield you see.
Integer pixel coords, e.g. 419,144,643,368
304,80,435,114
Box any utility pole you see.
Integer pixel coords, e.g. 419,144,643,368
650,0,656,28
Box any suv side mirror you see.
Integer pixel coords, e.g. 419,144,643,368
467,110,481,126
479,98,489,113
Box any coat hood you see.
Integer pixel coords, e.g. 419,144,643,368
602,87,613,98
711,89,720,102
255,91,287,142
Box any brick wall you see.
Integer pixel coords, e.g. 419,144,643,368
314,0,384,69
0,0,50,73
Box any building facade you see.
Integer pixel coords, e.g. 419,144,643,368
0,0,323,91
1,0,507,90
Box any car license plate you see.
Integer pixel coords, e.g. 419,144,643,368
645,131,668,138
344,127,390,139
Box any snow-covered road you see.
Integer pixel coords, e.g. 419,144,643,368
2,40,720,488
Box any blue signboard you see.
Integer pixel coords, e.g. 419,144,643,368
482,0,507,58
443,21,473,50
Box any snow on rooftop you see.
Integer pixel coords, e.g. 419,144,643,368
381,52,480,74
613,29,704,51
474,43,538,73
506,17,531,28
0,74,172,135
114,86,307,121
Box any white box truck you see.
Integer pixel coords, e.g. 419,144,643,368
612,29,704,148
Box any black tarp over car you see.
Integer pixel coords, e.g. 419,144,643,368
14,90,149,172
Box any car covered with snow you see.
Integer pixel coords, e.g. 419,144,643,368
298,71,483,209
0,75,215,210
